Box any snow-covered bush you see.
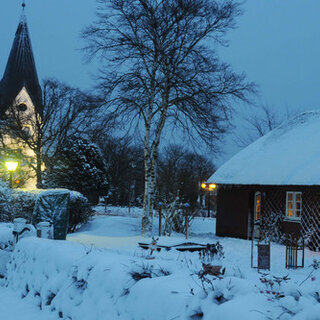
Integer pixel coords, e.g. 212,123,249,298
0,185,39,223
11,189,40,222
32,189,93,233
0,186,92,232
10,237,320,320
6,239,203,320
199,242,225,265
44,137,109,204
0,224,14,278
129,261,171,282
256,274,290,301
0,224,13,249
69,191,93,232
162,198,193,235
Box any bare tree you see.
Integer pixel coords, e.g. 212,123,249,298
3,79,102,187
82,0,256,233
236,104,296,148
157,144,215,208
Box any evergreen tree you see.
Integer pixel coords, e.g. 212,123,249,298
45,137,108,203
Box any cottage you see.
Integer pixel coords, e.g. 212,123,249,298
208,111,320,250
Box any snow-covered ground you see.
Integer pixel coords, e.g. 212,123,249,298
0,286,58,320
68,211,320,277
68,207,216,251
1,207,320,319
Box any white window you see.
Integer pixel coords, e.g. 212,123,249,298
286,192,302,220
254,192,261,222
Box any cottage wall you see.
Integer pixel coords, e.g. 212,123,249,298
216,184,320,250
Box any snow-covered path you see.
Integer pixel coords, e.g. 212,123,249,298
0,287,58,320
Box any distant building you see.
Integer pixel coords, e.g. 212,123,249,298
208,111,320,250
0,5,42,188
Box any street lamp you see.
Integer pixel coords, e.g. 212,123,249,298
201,182,217,217
5,161,18,188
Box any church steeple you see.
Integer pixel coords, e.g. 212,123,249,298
0,4,42,113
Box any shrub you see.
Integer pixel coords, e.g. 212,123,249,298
11,190,40,223
69,191,93,233
162,198,193,235
0,185,93,233
198,242,225,264
44,137,109,203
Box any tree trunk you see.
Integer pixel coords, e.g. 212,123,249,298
142,120,152,235
35,149,42,188
142,158,156,236
141,108,168,235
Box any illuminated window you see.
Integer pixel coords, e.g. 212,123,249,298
286,192,302,220
254,192,261,221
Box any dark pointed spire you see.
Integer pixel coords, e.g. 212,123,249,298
0,5,42,113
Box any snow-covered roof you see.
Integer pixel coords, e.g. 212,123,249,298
208,110,320,186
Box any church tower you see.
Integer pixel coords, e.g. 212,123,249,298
0,3,42,188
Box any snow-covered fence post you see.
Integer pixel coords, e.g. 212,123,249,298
12,218,35,244
257,242,270,271
36,221,53,239
13,218,27,243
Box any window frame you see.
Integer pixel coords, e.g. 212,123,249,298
285,191,302,221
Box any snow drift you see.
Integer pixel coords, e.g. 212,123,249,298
5,238,195,319
4,237,266,320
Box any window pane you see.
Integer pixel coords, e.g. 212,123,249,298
256,196,260,213
255,193,261,221
286,191,302,219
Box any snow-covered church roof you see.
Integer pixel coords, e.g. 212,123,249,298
208,110,320,186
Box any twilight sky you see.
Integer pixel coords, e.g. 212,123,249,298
1,1,320,166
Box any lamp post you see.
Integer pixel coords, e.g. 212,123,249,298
201,183,216,217
5,161,18,188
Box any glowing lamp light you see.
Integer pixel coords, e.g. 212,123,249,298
201,182,217,218
5,161,18,172
5,160,18,188
201,183,217,190
209,183,217,190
